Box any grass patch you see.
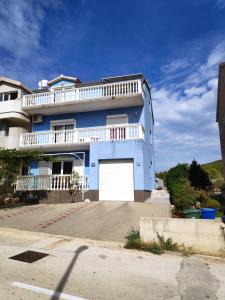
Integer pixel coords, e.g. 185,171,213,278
124,229,194,256
216,211,224,217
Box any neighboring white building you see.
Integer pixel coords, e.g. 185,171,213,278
0,77,31,149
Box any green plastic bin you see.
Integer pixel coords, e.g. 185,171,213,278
184,209,201,219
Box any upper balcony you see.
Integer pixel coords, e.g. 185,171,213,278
22,79,144,115
19,123,144,151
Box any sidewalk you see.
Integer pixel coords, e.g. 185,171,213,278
0,228,225,300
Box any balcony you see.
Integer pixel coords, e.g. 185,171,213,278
0,99,30,126
22,80,143,115
20,124,144,151
16,175,89,191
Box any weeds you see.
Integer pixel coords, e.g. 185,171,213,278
125,229,141,249
156,233,178,251
124,229,194,256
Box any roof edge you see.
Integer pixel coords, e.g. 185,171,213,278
0,76,32,93
48,74,81,86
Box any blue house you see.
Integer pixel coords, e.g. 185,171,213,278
17,74,155,202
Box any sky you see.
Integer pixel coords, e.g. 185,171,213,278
0,0,225,171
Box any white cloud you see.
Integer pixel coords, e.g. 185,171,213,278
184,86,207,97
153,42,225,171
216,0,225,8
161,58,191,74
0,0,46,59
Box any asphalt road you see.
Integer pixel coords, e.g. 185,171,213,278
0,228,224,300
0,202,171,242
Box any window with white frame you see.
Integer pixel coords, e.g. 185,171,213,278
50,119,75,131
50,119,76,144
0,91,18,101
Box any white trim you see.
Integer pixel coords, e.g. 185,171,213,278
12,282,87,300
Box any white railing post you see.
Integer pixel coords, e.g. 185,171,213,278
19,124,145,148
22,79,141,108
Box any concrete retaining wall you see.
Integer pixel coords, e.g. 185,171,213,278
140,217,225,256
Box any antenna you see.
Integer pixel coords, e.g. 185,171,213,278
38,79,48,89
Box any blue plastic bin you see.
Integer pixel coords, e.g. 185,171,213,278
201,208,216,220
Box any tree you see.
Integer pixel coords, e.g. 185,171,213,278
171,178,196,210
166,163,189,192
0,148,50,194
156,171,167,184
189,160,212,191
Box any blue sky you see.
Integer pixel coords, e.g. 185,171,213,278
0,0,225,171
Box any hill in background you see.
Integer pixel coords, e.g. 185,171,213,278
201,160,224,188
157,160,224,189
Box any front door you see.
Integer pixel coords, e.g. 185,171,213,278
52,123,74,144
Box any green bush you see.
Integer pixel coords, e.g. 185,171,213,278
125,229,141,249
157,233,178,251
194,189,212,205
124,230,193,256
166,164,189,191
172,179,196,210
141,241,163,254
204,198,221,210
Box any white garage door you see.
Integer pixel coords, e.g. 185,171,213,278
99,160,134,201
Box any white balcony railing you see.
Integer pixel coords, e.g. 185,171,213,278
16,175,89,191
22,80,141,108
20,124,144,148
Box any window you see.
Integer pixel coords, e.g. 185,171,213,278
50,119,75,131
9,91,18,100
52,162,61,175
0,91,18,101
51,120,75,144
106,114,128,140
21,164,29,175
52,161,73,175
106,114,128,126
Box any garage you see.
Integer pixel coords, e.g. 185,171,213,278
99,160,134,201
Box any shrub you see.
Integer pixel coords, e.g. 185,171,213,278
204,198,221,210
194,189,212,206
141,241,163,255
178,244,194,256
157,233,178,251
125,229,141,249
124,230,193,256
172,179,196,210
166,163,189,192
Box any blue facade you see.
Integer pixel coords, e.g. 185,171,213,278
29,75,155,199
32,106,144,132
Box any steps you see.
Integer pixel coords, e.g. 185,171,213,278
146,189,171,204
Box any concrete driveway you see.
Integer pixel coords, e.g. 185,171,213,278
0,202,171,242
